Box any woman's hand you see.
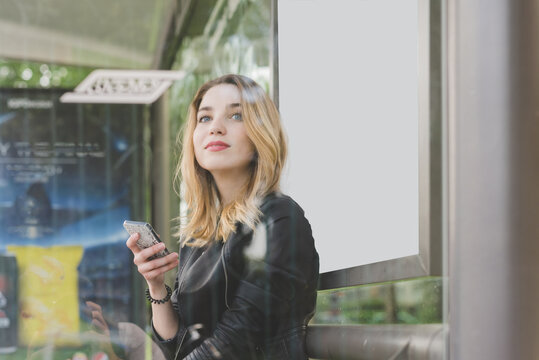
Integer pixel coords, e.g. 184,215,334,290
126,233,181,342
86,300,112,336
126,233,179,291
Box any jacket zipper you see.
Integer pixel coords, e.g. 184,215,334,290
174,328,189,360
220,243,231,310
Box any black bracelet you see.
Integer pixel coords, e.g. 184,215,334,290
145,285,172,304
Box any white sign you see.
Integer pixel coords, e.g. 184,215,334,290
60,70,185,104
278,0,420,273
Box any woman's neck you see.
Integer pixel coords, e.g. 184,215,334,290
211,169,250,205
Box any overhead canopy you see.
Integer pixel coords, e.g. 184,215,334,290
0,0,269,88
0,0,176,69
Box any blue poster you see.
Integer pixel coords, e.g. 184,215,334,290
0,90,144,331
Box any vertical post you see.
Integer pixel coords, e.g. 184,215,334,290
151,91,171,253
448,1,539,359
270,0,279,108
510,2,539,357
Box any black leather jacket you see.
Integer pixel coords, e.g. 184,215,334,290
153,193,319,360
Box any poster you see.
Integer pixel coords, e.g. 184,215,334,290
0,89,145,345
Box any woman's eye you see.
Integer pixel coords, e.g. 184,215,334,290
198,116,211,123
231,113,242,121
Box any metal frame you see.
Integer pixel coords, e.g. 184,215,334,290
273,0,443,289
306,324,446,360
153,0,197,70
270,0,279,109
447,0,539,359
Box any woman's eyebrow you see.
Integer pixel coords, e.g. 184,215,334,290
198,106,212,113
198,103,240,113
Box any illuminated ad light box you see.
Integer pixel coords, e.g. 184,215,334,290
0,89,147,342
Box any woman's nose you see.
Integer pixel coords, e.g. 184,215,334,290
210,127,222,134
209,117,225,135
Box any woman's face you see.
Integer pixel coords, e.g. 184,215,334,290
193,84,255,178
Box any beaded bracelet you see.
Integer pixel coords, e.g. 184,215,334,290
145,285,172,304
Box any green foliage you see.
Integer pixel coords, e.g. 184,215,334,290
168,0,272,132
312,277,444,325
0,59,92,89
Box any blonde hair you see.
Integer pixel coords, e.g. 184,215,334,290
174,74,287,247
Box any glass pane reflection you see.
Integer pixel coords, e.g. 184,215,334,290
312,277,443,325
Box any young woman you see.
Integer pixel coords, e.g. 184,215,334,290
126,74,319,360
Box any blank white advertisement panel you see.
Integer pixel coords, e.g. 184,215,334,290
278,0,420,273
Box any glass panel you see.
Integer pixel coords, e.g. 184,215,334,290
0,0,174,68
0,78,150,359
0,0,448,358
0,0,274,358
169,0,272,129
313,277,443,325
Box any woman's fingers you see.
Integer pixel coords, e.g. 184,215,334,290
91,318,110,336
138,251,178,272
127,234,166,263
91,311,108,329
137,252,179,280
126,232,178,281
84,301,110,335
139,251,178,270
142,259,179,281
125,233,141,253
85,300,102,312
133,242,167,265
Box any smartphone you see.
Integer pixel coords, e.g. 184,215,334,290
123,220,170,260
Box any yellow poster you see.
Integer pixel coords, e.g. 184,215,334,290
7,245,83,347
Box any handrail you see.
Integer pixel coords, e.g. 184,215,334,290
306,324,446,360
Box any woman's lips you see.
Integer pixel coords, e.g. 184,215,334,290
205,141,230,152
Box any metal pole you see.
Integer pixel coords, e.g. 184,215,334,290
306,324,445,360
151,91,171,251
448,0,539,359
